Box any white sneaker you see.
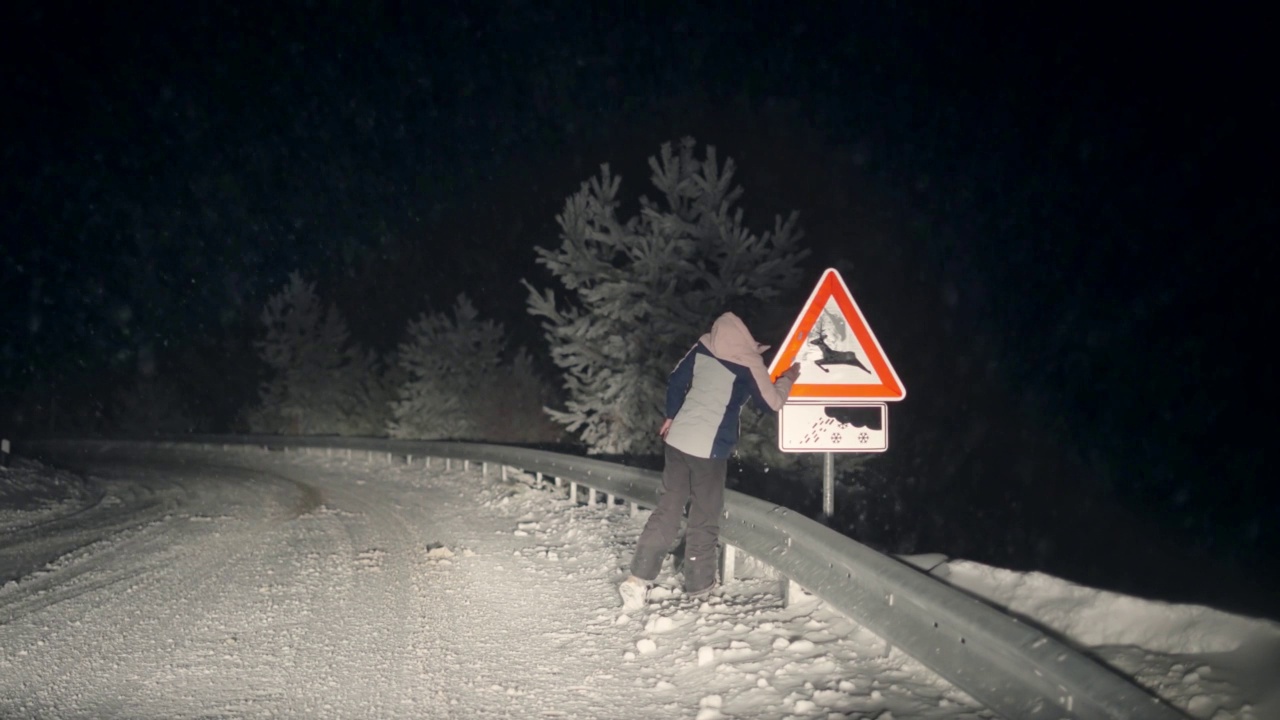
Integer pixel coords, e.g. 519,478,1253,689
619,577,648,612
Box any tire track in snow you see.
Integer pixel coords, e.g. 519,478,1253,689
0,449,325,626
0,515,178,626
278,452,459,716
0,472,162,587
0,448,339,718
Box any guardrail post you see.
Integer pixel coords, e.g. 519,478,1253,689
535,471,543,487
464,459,470,472
720,544,737,585
782,577,807,608
446,458,451,471
607,492,615,509
554,476,562,489
502,465,508,481
570,482,578,504
629,501,638,518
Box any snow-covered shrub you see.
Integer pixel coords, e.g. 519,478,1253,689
334,345,395,437
389,295,560,443
388,294,499,440
525,137,808,455
472,347,564,444
247,272,390,435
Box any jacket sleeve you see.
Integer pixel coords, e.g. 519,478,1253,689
665,344,699,418
747,366,793,413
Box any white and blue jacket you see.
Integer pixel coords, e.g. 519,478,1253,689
664,314,794,459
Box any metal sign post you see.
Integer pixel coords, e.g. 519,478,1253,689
823,452,835,519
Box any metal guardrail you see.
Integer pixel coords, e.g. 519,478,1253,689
23,436,1187,720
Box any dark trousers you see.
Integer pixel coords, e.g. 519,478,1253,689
629,444,727,592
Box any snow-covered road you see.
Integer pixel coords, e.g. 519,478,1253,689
0,446,986,719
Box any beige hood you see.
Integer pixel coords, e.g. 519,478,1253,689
699,312,791,411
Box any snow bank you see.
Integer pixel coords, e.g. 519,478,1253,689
933,559,1280,719
941,559,1280,655
0,456,98,533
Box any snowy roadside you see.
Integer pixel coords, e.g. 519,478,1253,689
477,465,992,720
1,446,1274,719
1,447,990,719
0,455,100,535
923,558,1280,720
494,462,1277,720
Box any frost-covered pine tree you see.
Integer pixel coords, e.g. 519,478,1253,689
525,138,809,455
248,272,389,435
472,347,563,444
334,344,395,437
389,295,563,442
389,294,504,440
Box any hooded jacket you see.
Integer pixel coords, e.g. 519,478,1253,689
664,312,794,459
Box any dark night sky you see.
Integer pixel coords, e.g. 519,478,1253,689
2,3,1276,609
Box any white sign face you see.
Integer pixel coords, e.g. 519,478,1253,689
778,402,888,453
791,301,877,386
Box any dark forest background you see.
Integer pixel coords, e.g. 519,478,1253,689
2,3,1275,618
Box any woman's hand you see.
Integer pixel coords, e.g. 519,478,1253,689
780,363,801,381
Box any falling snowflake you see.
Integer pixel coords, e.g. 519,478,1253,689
858,432,869,444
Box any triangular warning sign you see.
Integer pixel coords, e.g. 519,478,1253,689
768,269,905,400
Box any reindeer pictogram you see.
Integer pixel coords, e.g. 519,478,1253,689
810,329,869,374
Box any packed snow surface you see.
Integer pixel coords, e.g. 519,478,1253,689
1,443,1277,719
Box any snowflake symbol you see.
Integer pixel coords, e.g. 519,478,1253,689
858,432,870,444
831,433,842,443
